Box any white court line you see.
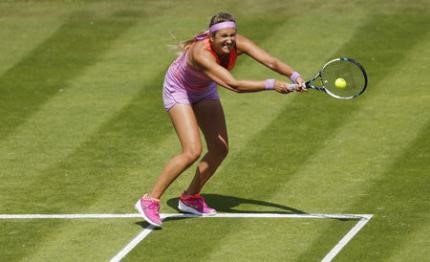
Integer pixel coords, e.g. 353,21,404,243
0,212,373,262
110,225,155,262
322,214,373,262
0,213,141,219
0,212,368,220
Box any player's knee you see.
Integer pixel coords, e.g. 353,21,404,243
183,147,202,164
219,142,229,159
211,140,229,160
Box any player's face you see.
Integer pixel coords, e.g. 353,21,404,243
210,28,236,56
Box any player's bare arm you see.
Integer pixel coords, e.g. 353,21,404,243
190,41,291,93
236,34,305,89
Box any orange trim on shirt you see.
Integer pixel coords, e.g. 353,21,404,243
203,38,237,71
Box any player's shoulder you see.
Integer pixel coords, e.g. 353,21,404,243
236,34,256,53
189,40,217,68
236,33,248,42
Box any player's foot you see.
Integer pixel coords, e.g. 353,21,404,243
178,192,216,216
135,194,162,227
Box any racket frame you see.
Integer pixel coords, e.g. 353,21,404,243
305,57,368,100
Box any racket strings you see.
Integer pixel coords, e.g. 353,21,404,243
321,59,366,99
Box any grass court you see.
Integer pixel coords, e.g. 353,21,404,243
0,0,429,261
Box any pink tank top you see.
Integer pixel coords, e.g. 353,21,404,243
165,38,237,92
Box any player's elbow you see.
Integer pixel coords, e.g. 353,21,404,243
230,87,244,93
225,80,243,93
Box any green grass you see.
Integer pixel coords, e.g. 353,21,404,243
0,0,429,261
126,218,356,261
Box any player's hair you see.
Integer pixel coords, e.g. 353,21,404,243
179,12,236,50
209,12,236,28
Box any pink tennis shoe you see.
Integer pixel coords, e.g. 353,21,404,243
135,194,162,227
178,192,216,216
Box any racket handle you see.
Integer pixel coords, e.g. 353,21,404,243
287,84,298,91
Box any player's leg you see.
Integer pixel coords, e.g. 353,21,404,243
135,103,202,226
178,99,228,215
150,104,202,199
189,99,228,194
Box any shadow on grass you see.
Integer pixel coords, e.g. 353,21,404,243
135,194,357,228
135,221,163,230
167,193,306,215
135,214,200,230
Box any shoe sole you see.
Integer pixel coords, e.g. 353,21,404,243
177,200,216,216
134,200,162,227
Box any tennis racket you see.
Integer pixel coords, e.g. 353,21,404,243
288,57,368,99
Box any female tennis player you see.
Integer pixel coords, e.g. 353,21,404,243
135,12,305,227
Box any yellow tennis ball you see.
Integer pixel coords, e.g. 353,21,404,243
335,78,347,89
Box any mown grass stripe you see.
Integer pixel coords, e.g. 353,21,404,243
0,3,73,76
0,10,144,209
0,10,138,140
2,1,428,261
0,2,225,260
270,10,428,215
9,72,169,212
336,122,430,261
201,10,429,261
294,13,430,261
0,6,173,261
116,213,371,262
273,30,430,210
325,31,430,258
388,215,430,261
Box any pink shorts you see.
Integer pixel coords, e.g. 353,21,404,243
162,80,219,111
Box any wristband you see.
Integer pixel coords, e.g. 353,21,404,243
265,79,275,90
289,71,300,83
